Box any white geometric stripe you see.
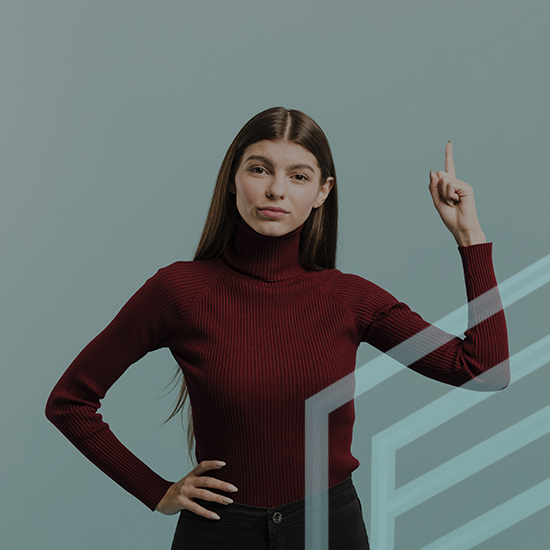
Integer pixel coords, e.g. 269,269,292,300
305,251,550,550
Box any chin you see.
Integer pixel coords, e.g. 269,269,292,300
247,219,286,237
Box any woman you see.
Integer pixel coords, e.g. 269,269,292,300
45,106,510,549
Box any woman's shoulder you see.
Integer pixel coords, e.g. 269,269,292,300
157,257,226,279
311,268,402,324
314,267,382,290
144,258,227,299
312,267,397,303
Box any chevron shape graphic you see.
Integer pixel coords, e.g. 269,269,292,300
305,251,550,550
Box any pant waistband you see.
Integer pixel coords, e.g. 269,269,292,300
193,476,358,532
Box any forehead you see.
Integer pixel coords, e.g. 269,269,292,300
241,140,319,170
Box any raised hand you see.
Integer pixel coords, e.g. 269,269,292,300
428,141,486,246
154,460,238,519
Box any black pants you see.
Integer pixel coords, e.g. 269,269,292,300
170,476,370,549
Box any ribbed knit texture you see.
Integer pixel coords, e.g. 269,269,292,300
45,217,510,511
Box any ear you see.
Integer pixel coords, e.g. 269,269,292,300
312,177,334,208
228,181,236,194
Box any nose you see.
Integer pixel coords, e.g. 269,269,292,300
265,174,287,199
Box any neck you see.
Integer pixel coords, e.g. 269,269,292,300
223,217,306,282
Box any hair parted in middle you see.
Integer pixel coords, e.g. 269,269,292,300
162,106,339,461
194,106,339,270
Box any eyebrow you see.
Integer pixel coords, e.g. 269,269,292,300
244,155,316,174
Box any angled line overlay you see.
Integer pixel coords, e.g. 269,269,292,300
305,251,550,550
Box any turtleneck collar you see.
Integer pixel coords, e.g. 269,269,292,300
223,216,307,282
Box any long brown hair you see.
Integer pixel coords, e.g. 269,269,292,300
161,106,339,462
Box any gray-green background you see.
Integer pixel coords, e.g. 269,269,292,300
2,1,549,549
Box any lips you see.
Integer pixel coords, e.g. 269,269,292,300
259,207,288,213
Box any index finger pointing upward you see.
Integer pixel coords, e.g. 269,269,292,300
445,141,456,178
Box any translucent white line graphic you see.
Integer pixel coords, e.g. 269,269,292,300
305,251,550,550
372,336,550,549
420,476,550,550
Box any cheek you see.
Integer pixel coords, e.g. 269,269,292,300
237,181,258,205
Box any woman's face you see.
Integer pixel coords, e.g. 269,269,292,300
229,139,334,237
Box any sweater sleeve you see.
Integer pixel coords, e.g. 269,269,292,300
45,266,182,511
358,242,510,391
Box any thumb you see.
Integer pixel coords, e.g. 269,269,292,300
428,170,442,206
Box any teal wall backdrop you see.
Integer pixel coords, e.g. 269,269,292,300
1,1,548,549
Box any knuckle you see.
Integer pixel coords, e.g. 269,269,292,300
177,496,189,509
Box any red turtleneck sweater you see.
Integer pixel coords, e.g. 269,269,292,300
45,218,510,511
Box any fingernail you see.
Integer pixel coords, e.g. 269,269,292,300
216,461,226,467
211,513,220,520
227,484,238,492
222,497,233,504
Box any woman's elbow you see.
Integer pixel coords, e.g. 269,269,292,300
496,357,511,390
498,371,512,390
461,358,511,391
45,389,64,426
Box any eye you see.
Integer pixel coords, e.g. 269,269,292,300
294,174,308,182
249,166,267,175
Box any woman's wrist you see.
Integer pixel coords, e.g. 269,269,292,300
454,229,486,247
